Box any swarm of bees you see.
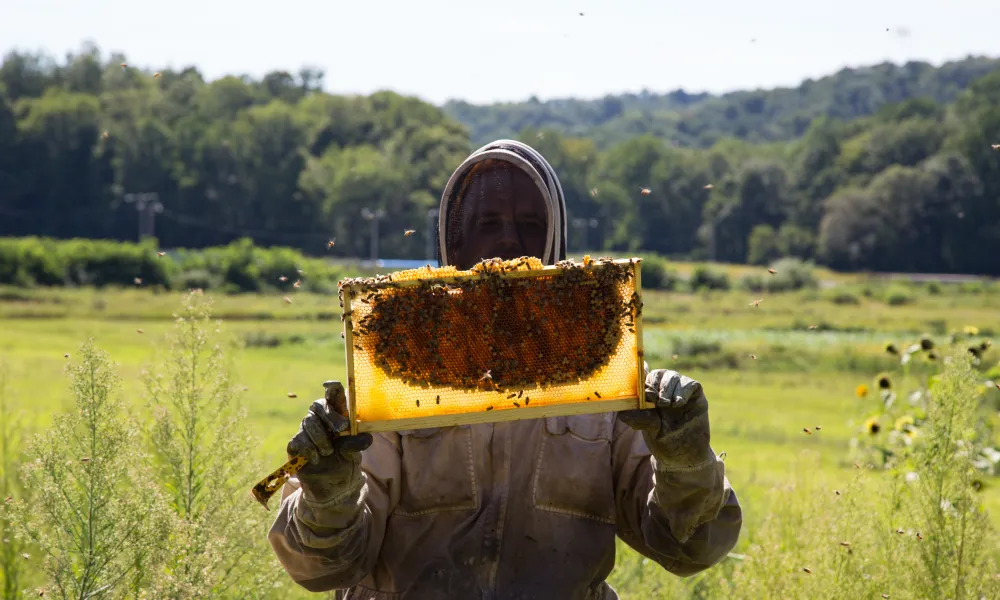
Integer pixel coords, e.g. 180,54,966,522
339,257,640,395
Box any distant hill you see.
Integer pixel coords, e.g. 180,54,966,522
443,56,1000,148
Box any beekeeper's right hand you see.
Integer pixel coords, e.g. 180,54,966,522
286,381,373,503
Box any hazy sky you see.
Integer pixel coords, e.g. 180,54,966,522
2,0,998,105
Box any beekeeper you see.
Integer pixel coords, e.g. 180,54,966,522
268,140,743,599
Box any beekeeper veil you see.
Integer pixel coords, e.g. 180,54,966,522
438,140,568,267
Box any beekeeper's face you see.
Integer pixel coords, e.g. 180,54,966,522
449,160,548,270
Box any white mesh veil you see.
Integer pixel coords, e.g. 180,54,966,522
438,140,568,267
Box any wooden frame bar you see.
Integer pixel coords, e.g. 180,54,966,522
342,258,644,433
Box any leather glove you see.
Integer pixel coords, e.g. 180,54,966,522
286,380,373,504
618,368,715,470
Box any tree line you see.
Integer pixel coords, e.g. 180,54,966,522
1,43,999,275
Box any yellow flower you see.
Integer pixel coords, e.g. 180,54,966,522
856,384,870,398
905,428,919,441
964,325,980,336
895,415,915,432
876,373,892,389
865,417,881,435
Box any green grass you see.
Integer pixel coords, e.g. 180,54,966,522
1,281,998,598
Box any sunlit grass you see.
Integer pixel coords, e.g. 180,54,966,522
1,282,998,598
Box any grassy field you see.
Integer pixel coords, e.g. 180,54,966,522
1,271,998,598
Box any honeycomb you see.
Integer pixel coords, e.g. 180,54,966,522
338,256,644,432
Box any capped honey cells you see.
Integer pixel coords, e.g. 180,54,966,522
339,257,640,393
337,257,644,426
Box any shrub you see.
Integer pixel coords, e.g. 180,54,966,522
885,286,914,306
0,236,357,293
640,255,679,291
690,266,730,291
828,290,861,305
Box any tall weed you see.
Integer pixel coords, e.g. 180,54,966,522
142,291,284,598
10,341,173,599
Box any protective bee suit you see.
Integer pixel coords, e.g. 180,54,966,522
268,140,743,599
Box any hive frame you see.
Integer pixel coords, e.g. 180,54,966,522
341,258,649,435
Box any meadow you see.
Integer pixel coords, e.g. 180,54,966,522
0,261,998,599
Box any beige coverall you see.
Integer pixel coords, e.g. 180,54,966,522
269,411,743,599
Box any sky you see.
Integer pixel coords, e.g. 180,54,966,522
2,0,999,105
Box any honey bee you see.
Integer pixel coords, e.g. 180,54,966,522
507,393,516,399
594,391,601,398
749,299,761,307
134,277,142,285
157,251,165,257
328,239,336,249
486,406,494,411
517,390,523,398
153,72,161,78
767,268,776,275
916,532,923,540
895,528,905,534
120,62,127,69
992,144,1000,150
480,370,493,382
80,457,90,463
803,428,811,435
835,490,841,495
436,395,441,404
101,131,110,140
64,353,69,358
749,354,757,360
590,188,599,197
136,329,144,334
283,297,292,304
294,280,302,288
881,595,890,599
808,325,818,330
279,276,288,282
287,392,297,398
404,230,416,237
513,401,520,407
416,400,420,407
640,188,651,195
801,567,812,574
524,397,530,405
839,541,851,547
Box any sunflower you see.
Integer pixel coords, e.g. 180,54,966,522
919,336,934,351
876,374,892,390
856,384,870,398
894,415,915,432
865,417,881,435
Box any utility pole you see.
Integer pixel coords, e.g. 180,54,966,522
426,208,439,263
361,207,385,262
571,217,599,252
124,192,162,241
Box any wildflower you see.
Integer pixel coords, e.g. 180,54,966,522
876,373,892,389
856,384,869,398
964,325,980,336
919,336,934,351
894,415,914,432
885,342,899,355
865,417,881,435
